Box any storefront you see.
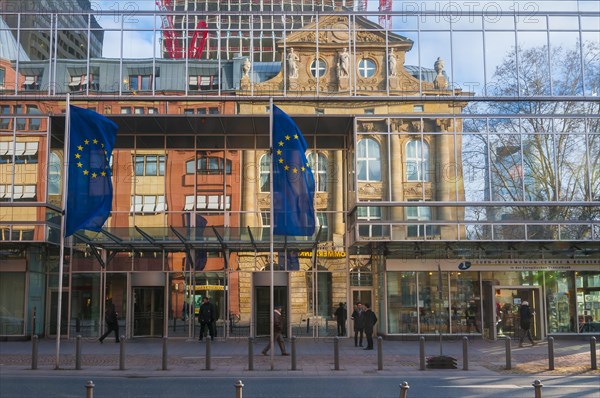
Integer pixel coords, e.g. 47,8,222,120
385,259,600,338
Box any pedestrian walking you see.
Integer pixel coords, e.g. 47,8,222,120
198,296,216,341
518,301,536,347
362,303,377,350
351,303,364,347
99,300,120,343
334,302,347,336
262,304,289,356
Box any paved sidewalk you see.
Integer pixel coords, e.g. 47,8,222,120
1,336,598,377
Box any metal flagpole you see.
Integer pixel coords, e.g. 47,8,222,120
269,98,275,370
55,93,71,369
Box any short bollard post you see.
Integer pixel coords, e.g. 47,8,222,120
31,334,38,370
205,337,212,370
591,337,597,370
291,336,297,370
334,336,340,370
162,336,168,371
247,337,254,371
234,380,244,398
85,380,95,398
76,335,82,370
505,336,512,370
377,336,383,370
399,381,410,398
419,336,425,371
548,336,554,370
532,379,543,398
462,336,469,371
119,336,126,370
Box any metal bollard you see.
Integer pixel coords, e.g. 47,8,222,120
591,337,597,370
205,337,212,370
291,336,297,370
334,336,340,370
505,336,512,370
76,335,82,370
31,334,38,370
419,336,425,370
234,380,244,398
248,337,254,371
532,380,543,398
399,381,410,398
377,336,383,370
162,336,168,371
462,336,469,371
119,336,126,370
85,380,95,398
548,336,554,370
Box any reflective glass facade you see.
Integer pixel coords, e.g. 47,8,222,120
0,2,598,339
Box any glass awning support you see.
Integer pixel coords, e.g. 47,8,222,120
247,226,257,251
135,226,164,250
170,226,195,269
74,232,108,268
311,226,323,270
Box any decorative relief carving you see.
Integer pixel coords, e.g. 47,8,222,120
358,182,383,198
403,182,433,198
356,31,384,42
436,118,453,132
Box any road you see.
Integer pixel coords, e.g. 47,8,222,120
1,375,599,398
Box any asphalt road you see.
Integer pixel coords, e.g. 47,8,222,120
1,375,599,398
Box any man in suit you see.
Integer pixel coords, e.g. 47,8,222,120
262,304,289,356
362,303,377,350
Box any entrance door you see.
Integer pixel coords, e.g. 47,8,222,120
490,286,543,340
47,290,68,337
352,289,372,308
133,287,164,337
254,286,287,337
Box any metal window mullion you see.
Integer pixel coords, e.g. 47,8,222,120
449,13,454,93
119,17,124,96
283,14,287,95
53,14,59,96
482,15,488,96
417,16,422,96
185,16,189,96
316,14,320,96
152,13,157,96
385,30,389,95
15,13,21,95
453,116,459,240
416,271,421,334
513,11,520,96
546,14,553,96
350,14,354,96
86,14,91,97
485,118,494,241
577,14,586,95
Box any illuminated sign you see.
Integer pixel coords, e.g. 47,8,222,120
298,250,346,258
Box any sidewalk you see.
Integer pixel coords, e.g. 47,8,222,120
1,336,598,377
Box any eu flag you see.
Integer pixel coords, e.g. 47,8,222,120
65,105,118,237
272,105,315,236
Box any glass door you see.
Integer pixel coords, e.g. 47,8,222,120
493,287,542,340
133,287,164,337
47,290,68,337
254,286,287,337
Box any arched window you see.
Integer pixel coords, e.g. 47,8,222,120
357,138,381,182
259,154,270,192
48,152,61,195
307,152,327,192
406,140,429,181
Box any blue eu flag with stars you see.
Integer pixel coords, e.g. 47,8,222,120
65,105,118,237
272,105,315,236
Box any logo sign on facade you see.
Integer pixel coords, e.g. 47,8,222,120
458,261,472,270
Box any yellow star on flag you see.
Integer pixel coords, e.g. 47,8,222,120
93,139,98,144
91,172,97,178
294,134,298,139
285,135,290,140
77,145,83,151
75,153,81,159
292,168,298,173
83,170,89,175
277,149,282,155
77,162,83,168
84,139,89,145
279,158,284,163
284,165,289,170
101,171,106,177
278,141,284,147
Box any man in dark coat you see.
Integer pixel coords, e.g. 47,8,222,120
351,303,365,347
362,303,377,350
99,300,120,343
334,302,347,336
518,301,536,347
262,304,289,356
198,296,216,341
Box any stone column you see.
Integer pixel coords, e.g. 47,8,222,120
242,150,258,229
333,150,345,246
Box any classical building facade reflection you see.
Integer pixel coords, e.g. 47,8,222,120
0,5,599,340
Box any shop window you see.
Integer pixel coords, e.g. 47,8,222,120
0,67,5,89
357,138,381,182
307,152,328,192
259,154,270,192
406,140,429,181
134,155,165,176
358,58,376,78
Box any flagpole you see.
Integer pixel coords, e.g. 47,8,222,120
269,97,275,370
55,93,71,369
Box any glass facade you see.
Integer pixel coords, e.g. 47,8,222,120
0,2,598,339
